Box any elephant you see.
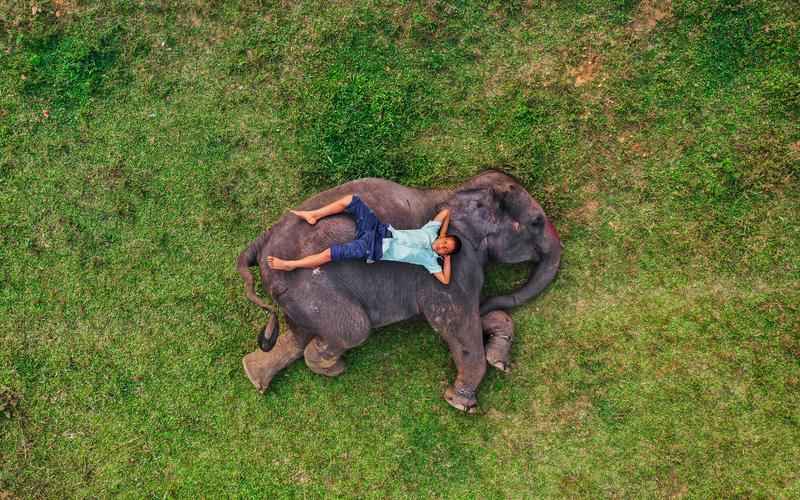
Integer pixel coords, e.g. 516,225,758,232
237,170,561,412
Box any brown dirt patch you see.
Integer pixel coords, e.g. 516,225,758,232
569,199,601,226
29,0,78,18
518,53,558,87
486,408,507,420
658,469,689,499
53,0,77,17
483,63,512,98
189,12,202,27
630,0,673,35
0,387,21,419
482,49,559,97
570,54,601,87
556,395,593,427
391,3,414,39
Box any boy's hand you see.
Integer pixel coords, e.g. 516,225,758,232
434,208,450,239
434,253,452,285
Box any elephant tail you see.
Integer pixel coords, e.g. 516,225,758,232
236,229,274,312
237,229,280,352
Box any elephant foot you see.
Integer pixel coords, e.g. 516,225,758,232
486,334,512,372
482,310,514,373
307,357,346,377
242,350,277,393
242,329,307,393
444,385,478,414
304,338,346,377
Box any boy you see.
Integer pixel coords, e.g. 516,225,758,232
267,194,461,285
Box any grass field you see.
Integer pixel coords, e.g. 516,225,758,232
1,0,799,497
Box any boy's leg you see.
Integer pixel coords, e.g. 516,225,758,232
268,249,332,271
267,237,368,271
292,194,354,225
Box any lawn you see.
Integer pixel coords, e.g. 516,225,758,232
1,0,798,497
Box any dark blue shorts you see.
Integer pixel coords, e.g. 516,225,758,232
330,195,390,263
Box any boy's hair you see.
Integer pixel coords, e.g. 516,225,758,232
446,234,462,255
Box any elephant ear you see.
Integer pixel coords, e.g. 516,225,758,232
439,188,501,249
494,182,546,235
493,183,530,220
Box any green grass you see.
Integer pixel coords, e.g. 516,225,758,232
2,0,799,497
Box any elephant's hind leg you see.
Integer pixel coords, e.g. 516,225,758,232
303,303,371,378
482,310,514,373
243,324,309,393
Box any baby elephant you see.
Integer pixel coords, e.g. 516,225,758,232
238,171,561,412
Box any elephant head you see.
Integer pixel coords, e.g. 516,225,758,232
444,176,562,315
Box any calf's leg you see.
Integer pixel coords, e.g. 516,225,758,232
482,310,514,372
243,324,309,393
304,337,347,377
302,301,371,378
424,305,486,413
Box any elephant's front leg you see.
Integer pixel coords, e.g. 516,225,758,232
482,310,514,372
424,306,486,413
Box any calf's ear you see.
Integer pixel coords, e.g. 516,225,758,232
440,188,500,250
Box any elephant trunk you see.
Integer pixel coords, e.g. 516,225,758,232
479,219,561,315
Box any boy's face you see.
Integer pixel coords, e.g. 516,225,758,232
432,237,457,256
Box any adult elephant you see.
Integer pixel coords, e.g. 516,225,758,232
237,170,561,412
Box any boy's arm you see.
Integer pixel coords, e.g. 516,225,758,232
433,255,451,285
433,208,450,238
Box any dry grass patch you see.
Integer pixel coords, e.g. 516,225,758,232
518,52,559,88
630,0,673,36
562,178,604,227
476,17,565,99
570,53,601,87
51,0,77,17
568,199,601,226
658,469,689,499
480,47,560,98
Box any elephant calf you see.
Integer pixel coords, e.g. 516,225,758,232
238,171,561,413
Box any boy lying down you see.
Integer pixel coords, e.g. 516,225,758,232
267,194,461,285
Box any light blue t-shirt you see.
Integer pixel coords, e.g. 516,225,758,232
380,220,442,274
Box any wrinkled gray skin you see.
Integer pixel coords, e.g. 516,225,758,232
238,170,561,412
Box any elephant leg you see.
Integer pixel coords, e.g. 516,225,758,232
303,302,371,378
424,307,486,414
242,323,309,393
304,336,347,377
482,310,514,373
443,321,486,413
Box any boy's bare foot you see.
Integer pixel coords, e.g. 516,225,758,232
267,256,296,271
290,210,318,225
